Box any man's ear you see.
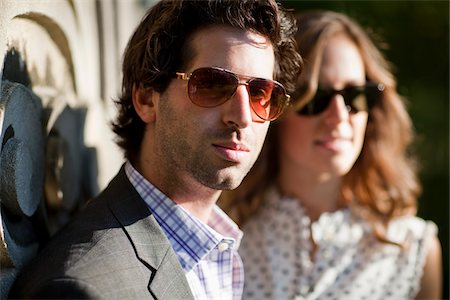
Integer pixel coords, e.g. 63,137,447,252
132,84,158,123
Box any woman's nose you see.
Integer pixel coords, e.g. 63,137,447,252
323,94,350,124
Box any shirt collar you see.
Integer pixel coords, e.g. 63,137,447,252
125,162,242,271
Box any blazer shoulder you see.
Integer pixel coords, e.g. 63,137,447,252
10,167,193,299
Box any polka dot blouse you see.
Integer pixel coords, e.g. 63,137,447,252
239,187,437,300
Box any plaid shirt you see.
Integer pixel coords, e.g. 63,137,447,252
125,162,244,300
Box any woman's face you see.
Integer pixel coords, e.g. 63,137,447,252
279,35,368,180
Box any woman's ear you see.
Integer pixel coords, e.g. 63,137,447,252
132,84,158,123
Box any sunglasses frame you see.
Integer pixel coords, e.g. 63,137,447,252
174,67,290,121
297,82,385,116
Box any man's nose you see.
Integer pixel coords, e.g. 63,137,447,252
221,84,254,128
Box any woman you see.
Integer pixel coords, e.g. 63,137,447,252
221,11,442,300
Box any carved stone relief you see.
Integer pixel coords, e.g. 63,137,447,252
0,80,46,296
0,7,99,297
0,1,154,296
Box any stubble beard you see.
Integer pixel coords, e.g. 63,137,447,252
156,94,255,192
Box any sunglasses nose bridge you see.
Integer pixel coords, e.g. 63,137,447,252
235,82,266,119
226,80,251,101
239,81,251,93
335,91,352,111
227,81,250,99
222,83,255,127
233,82,252,100
325,93,352,118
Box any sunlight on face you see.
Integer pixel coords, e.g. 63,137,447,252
152,26,274,191
279,35,368,180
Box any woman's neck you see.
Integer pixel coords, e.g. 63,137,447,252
277,169,343,222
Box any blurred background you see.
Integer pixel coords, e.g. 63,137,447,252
281,1,449,298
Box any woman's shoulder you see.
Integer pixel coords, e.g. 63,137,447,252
386,215,438,243
386,216,441,298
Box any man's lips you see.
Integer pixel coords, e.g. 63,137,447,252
212,142,250,163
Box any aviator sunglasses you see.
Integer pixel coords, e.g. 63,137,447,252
297,82,385,116
174,67,290,121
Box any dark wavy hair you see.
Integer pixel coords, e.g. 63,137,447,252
112,0,302,162
222,11,420,244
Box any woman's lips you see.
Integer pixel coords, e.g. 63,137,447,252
315,137,351,152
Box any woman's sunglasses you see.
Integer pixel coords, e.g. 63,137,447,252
297,82,385,116
174,67,290,121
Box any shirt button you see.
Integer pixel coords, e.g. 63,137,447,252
218,242,229,252
299,285,309,295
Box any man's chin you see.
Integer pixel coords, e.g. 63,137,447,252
203,173,246,191
194,164,251,191
206,179,241,191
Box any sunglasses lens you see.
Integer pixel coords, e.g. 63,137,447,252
297,90,331,116
248,79,287,121
188,68,237,107
364,83,384,109
186,68,288,121
343,86,368,112
297,83,383,116
347,84,383,112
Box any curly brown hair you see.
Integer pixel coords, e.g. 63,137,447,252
112,0,303,162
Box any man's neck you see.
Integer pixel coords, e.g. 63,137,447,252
177,200,217,224
165,180,222,223
133,160,221,224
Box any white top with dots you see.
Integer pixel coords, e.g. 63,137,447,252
239,187,437,300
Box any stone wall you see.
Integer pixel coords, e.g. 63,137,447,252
0,0,153,296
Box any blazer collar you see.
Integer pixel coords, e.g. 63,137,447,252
106,166,194,299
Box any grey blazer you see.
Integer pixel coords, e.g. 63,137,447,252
9,166,195,299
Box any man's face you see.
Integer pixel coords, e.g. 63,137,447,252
152,26,274,191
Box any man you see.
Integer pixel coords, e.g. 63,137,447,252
9,0,302,299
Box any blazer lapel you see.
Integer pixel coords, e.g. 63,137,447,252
147,247,195,299
106,167,195,299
